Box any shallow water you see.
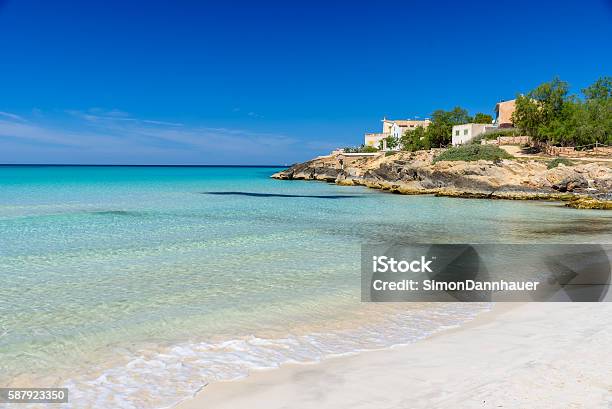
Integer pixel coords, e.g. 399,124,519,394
1,166,610,408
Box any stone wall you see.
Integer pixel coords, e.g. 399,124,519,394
543,144,612,157
481,136,530,145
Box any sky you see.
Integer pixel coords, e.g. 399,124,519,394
0,0,611,165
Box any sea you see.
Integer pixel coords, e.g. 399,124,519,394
1,165,610,408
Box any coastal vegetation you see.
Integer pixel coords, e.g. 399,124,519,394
343,145,379,153
391,76,611,152
432,145,513,163
473,112,493,124
397,109,501,151
399,107,476,151
547,158,574,169
512,76,611,147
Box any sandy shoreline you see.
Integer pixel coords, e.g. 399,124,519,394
175,302,612,409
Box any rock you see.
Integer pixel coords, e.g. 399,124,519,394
545,166,589,192
272,151,612,209
566,196,612,210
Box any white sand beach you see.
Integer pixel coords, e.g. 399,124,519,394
175,302,612,409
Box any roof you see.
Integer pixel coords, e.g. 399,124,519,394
452,123,496,129
383,119,431,126
494,99,516,109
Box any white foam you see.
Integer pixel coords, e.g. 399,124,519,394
57,303,491,409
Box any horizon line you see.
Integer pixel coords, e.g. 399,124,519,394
0,163,289,168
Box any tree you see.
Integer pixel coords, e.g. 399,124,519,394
512,76,611,146
582,76,611,101
529,77,569,126
512,94,539,138
473,112,493,124
578,77,612,145
448,106,472,125
512,94,542,140
512,77,569,143
381,135,399,150
426,106,471,147
400,126,428,151
538,99,580,146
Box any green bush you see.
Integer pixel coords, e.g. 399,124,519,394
343,145,378,153
547,158,574,169
360,145,379,153
433,145,514,163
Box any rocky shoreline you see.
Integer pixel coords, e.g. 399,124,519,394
272,151,612,209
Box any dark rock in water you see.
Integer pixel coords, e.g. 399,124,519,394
203,191,361,199
566,196,612,210
91,210,141,216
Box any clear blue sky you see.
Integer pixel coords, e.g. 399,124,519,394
0,0,611,164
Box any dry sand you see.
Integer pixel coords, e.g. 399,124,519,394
174,303,612,409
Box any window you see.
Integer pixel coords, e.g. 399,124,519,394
455,130,460,136
464,129,468,135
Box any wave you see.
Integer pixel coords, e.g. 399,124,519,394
60,303,491,409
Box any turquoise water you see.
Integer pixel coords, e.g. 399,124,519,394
1,166,611,408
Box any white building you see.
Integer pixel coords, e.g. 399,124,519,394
385,118,431,139
363,133,388,149
451,123,497,146
365,118,430,150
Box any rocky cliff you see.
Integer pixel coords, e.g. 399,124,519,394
272,151,612,209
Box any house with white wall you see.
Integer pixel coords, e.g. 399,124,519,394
365,118,430,150
386,119,431,139
451,123,497,146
